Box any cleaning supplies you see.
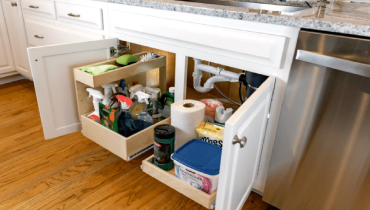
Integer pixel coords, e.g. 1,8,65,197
139,52,158,62
129,84,144,120
135,91,153,124
86,88,104,123
171,100,205,150
99,103,119,132
116,95,137,137
118,79,129,96
145,87,161,122
116,54,138,66
199,99,223,123
214,106,233,126
160,87,175,118
80,65,118,75
154,124,175,171
172,139,222,194
196,122,224,147
101,83,118,106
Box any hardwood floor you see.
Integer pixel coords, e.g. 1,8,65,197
0,80,277,210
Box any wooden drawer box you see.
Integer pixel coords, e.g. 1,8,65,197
142,155,217,209
74,51,167,161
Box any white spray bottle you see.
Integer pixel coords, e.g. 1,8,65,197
86,88,104,122
135,91,153,124
129,84,144,119
144,87,161,120
214,106,233,125
101,82,118,106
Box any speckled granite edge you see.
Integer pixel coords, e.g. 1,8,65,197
94,0,370,37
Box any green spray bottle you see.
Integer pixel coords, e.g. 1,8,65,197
159,87,175,118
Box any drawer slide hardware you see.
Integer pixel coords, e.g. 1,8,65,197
232,135,247,148
68,13,80,18
110,45,130,57
29,5,39,8
34,35,44,39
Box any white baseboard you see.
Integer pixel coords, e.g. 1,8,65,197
0,73,29,85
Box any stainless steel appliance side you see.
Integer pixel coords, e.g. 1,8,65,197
263,30,370,210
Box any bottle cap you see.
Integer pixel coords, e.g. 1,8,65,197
117,95,133,109
169,87,175,93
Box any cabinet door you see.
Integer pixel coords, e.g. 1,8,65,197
27,38,118,140
0,0,15,74
216,77,275,210
2,0,31,79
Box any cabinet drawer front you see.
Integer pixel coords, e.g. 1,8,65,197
21,0,56,19
24,19,104,46
56,2,103,30
111,11,287,68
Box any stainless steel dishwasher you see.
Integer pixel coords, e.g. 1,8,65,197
263,30,370,210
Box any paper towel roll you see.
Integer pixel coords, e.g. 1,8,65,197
171,100,205,150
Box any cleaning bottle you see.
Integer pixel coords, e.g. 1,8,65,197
134,91,153,131
145,87,161,122
86,88,104,123
129,84,144,120
116,95,137,137
214,106,233,126
118,79,129,96
101,82,118,106
160,87,175,118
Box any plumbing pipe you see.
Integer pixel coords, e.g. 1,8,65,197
193,58,240,93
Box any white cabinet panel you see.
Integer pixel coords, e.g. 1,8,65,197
24,18,104,47
27,38,117,140
216,77,275,210
56,2,103,30
0,0,15,74
21,0,56,19
2,0,32,79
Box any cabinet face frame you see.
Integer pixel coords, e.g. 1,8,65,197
0,0,15,75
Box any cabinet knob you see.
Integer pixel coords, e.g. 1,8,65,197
11,2,17,7
68,13,80,18
34,35,44,39
29,5,39,9
232,135,247,148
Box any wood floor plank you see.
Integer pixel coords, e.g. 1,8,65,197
0,80,276,210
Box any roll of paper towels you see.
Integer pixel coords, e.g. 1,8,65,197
171,100,205,150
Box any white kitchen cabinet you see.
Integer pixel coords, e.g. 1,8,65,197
0,0,15,76
2,0,32,79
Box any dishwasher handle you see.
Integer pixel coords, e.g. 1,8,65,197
296,50,370,78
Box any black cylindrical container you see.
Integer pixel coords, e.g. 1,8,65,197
154,124,175,171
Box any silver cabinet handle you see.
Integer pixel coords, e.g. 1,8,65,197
232,135,247,148
68,13,80,18
34,35,44,39
29,5,39,8
296,50,370,78
11,2,17,6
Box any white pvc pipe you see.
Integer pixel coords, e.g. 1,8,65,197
193,58,240,93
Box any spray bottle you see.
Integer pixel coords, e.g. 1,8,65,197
144,87,161,122
116,95,137,137
214,106,233,126
101,82,118,106
133,91,153,131
86,88,104,122
129,84,144,119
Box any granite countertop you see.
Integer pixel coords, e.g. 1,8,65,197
97,0,370,37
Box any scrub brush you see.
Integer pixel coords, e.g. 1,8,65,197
139,52,159,62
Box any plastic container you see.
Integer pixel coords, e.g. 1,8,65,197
171,139,222,194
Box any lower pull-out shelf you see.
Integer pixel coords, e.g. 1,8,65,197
142,155,217,209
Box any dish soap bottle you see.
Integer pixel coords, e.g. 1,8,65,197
134,91,154,131
116,95,137,137
160,87,175,118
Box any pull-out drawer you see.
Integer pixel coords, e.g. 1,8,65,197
74,52,168,161
56,2,103,30
21,0,56,19
24,18,104,46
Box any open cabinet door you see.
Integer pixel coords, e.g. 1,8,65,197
216,77,275,210
28,38,118,140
